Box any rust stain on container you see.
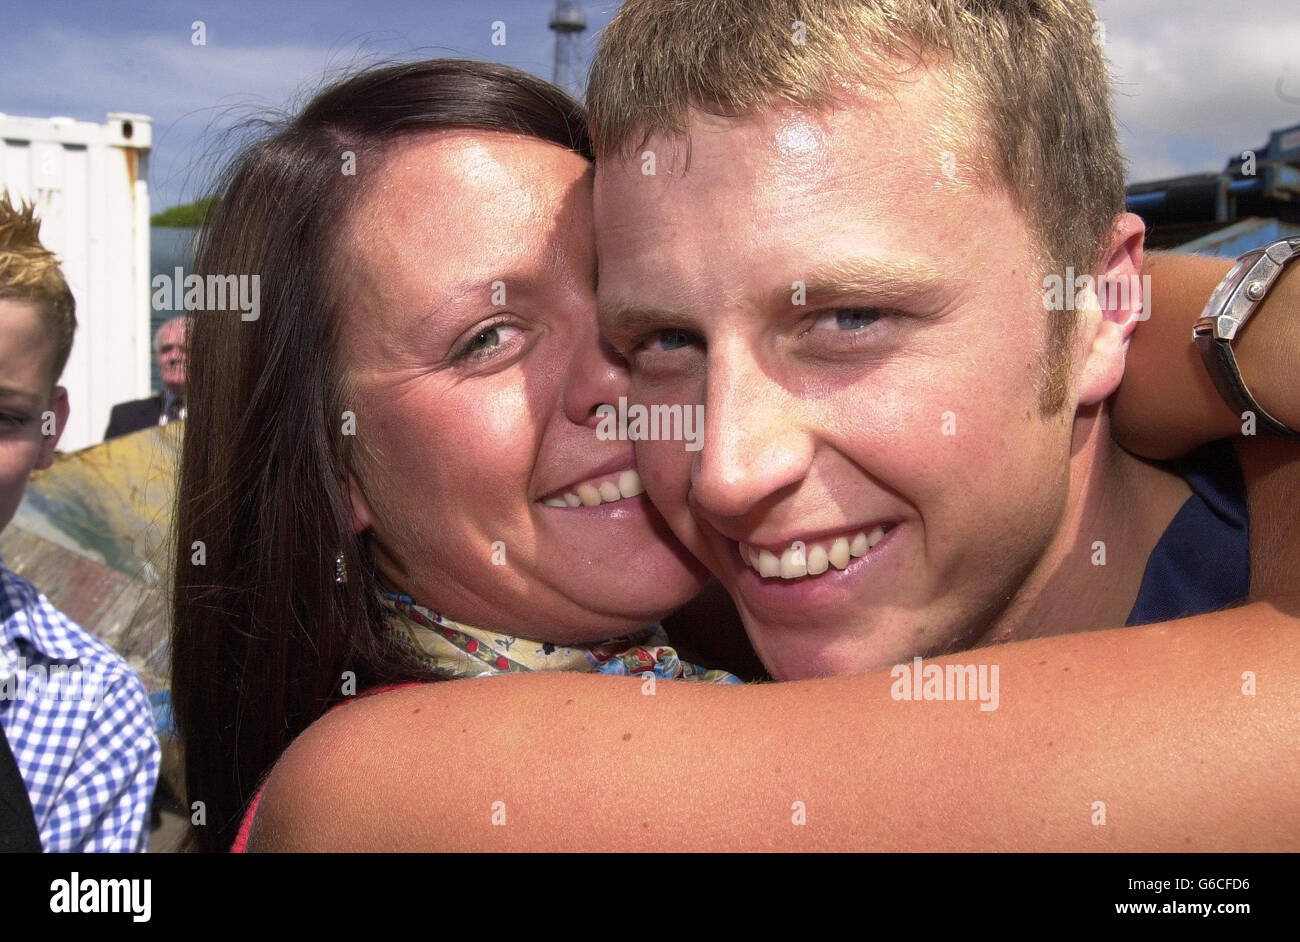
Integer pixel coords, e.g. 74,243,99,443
2,422,181,690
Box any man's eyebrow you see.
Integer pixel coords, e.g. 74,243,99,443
597,302,696,341
778,257,949,309
596,258,950,339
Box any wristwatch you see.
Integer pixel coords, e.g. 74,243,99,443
1192,236,1300,440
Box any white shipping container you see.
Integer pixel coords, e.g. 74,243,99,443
0,111,152,452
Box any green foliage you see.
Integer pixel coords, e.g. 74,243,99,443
151,197,218,228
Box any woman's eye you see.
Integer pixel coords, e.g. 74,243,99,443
467,326,503,353
458,323,521,360
810,308,881,331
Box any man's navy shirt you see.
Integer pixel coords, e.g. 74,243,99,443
1126,440,1250,626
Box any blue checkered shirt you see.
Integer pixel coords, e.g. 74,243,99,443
0,558,159,851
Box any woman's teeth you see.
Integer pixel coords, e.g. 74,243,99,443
542,469,645,508
740,526,887,580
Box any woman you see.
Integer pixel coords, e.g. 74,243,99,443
172,59,748,853
178,59,1299,853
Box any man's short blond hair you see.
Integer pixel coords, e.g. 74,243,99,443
0,193,76,389
587,0,1126,412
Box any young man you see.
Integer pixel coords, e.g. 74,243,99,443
587,0,1261,678
0,194,159,851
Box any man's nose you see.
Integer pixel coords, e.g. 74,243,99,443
690,344,813,520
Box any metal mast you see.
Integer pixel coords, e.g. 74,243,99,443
548,0,588,101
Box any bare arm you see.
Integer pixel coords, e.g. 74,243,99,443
250,603,1299,851
1114,251,1300,460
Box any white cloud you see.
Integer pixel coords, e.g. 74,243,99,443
6,1,1294,201
1098,0,1300,181
0,13,574,205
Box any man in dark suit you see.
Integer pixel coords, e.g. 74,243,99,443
104,316,187,440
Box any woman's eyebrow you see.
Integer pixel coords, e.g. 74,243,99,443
414,269,541,327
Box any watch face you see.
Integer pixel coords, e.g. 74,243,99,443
1202,252,1264,339
1205,255,1254,316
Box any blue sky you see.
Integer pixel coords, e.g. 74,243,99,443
3,0,1298,211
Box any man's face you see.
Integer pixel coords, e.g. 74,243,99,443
0,299,67,535
596,74,1083,680
156,320,187,393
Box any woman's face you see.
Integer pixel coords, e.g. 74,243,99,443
341,130,707,642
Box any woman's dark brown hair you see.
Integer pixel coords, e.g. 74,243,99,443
171,59,593,852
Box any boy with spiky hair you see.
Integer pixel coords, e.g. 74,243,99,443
0,193,158,851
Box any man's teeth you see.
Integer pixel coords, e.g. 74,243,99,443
541,469,645,508
740,526,887,579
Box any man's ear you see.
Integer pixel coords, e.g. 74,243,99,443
1074,212,1146,407
34,385,69,471
346,471,374,535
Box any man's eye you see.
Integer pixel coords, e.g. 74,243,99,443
644,328,696,352
810,308,881,331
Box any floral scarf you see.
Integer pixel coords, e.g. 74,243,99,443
380,592,741,684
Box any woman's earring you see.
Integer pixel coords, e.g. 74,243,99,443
335,550,347,584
